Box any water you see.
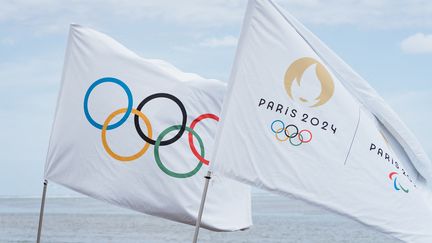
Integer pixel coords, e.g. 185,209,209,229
0,193,397,242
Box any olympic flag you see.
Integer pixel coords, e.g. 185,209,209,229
44,25,251,231
211,0,432,241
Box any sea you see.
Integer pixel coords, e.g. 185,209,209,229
0,192,398,243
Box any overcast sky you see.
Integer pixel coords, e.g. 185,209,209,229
1,0,432,197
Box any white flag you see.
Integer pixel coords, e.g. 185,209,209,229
44,25,251,231
212,0,432,241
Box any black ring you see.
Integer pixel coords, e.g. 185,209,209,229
134,93,187,146
284,124,299,138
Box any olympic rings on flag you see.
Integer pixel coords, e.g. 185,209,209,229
154,125,204,178
83,77,219,179
270,120,312,146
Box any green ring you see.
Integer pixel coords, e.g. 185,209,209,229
154,125,204,178
289,133,303,146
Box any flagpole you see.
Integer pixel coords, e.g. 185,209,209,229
192,170,212,243
36,179,48,243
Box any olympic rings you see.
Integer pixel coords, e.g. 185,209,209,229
270,119,312,146
134,93,187,146
102,108,153,161
154,125,204,178
84,77,217,179
84,77,133,130
189,113,219,165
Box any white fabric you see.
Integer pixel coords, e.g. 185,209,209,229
44,25,252,231
212,0,432,241
275,3,432,186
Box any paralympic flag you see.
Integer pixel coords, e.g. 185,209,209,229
44,25,251,231
211,0,432,241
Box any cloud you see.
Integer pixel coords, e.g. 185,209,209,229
2,0,432,36
400,33,432,54
278,0,432,29
199,36,238,48
0,0,245,36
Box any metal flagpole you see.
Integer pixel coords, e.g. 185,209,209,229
192,170,212,243
36,179,48,243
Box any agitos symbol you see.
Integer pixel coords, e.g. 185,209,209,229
284,57,334,107
83,77,219,179
389,172,409,193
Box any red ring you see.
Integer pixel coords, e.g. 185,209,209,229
298,129,312,143
188,113,219,165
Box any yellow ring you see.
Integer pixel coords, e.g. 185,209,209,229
101,108,153,162
275,127,288,142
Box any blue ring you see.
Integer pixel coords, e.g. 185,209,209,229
271,120,285,134
83,77,133,130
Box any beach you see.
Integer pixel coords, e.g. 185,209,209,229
0,192,397,243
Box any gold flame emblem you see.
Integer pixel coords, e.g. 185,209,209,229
284,57,334,107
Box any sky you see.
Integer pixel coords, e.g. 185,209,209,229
0,0,432,197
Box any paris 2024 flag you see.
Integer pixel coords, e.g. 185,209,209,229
44,25,252,231
211,0,432,241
